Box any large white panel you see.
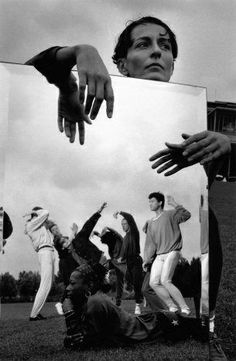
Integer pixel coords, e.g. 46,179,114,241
0,64,207,276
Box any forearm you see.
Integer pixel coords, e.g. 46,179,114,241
25,46,77,92
174,205,191,223
79,213,101,238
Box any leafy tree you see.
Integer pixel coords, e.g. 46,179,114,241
0,272,17,298
17,271,40,298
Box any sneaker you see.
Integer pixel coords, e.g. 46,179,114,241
134,303,141,315
209,332,228,361
29,313,47,321
55,302,64,315
180,307,191,316
169,306,178,313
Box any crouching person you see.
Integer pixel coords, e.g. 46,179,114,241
62,264,208,350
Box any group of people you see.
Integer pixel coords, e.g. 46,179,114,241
23,192,208,344
21,15,231,360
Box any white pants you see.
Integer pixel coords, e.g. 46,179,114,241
200,253,209,316
30,248,54,318
149,251,188,310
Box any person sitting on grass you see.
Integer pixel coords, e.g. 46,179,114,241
62,263,208,350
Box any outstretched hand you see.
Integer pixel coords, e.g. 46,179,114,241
71,222,79,235
76,45,114,121
180,131,231,165
150,131,231,176
58,89,92,144
150,142,196,176
98,202,107,214
56,45,114,144
113,211,120,219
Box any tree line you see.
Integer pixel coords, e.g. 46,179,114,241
0,271,64,302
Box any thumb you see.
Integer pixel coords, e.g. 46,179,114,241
181,133,191,140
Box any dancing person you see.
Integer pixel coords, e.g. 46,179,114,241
143,193,191,315
94,227,126,306
113,211,143,315
62,263,207,350
71,202,108,267
141,220,168,312
48,222,80,315
24,207,54,321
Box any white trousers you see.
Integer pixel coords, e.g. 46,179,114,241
149,250,188,310
200,252,209,316
30,248,54,318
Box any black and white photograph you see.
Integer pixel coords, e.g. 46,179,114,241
0,1,235,361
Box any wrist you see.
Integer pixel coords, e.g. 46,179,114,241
57,73,78,93
74,44,98,59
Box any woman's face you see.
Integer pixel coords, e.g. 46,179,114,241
66,271,90,303
122,23,174,82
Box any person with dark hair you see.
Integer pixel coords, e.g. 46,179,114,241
71,202,108,267
50,203,108,314
93,227,126,307
24,207,55,321
48,222,81,315
62,263,207,350
0,207,13,253
113,211,143,315
143,193,191,315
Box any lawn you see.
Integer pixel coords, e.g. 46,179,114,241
209,181,236,361
0,300,208,361
0,181,235,361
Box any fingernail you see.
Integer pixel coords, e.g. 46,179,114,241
183,151,188,156
90,115,95,120
108,112,113,118
187,157,192,161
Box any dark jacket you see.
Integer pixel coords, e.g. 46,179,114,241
72,212,102,265
120,212,140,261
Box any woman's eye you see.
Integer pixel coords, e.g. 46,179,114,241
160,42,171,50
136,42,148,49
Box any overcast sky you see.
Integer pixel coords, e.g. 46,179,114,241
0,0,234,277
0,0,236,102
0,66,207,277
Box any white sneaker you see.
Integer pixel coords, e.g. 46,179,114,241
134,304,141,315
181,307,191,316
55,302,64,315
169,306,178,313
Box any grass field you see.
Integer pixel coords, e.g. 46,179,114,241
210,181,236,361
0,181,235,361
0,300,208,361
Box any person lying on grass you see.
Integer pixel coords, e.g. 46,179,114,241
62,263,207,350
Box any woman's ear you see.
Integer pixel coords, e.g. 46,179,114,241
117,59,129,76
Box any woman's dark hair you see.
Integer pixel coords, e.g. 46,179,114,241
112,16,178,65
148,192,165,208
